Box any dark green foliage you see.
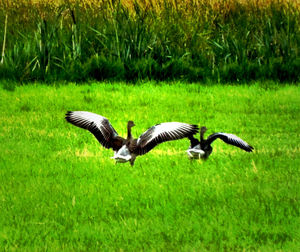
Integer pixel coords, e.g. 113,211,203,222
0,0,299,83
84,55,125,81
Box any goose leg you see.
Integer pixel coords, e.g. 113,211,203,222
186,149,193,158
130,156,136,166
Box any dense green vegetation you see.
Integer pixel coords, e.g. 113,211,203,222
0,0,299,83
0,82,299,250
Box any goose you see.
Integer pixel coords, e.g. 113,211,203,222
187,126,253,159
65,111,199,166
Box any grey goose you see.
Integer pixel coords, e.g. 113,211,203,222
187,126,253,159
65,111,199,166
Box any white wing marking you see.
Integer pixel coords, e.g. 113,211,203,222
137,122,192,146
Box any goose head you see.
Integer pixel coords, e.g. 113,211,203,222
200,126,207,132
200,126,207,140
127,121,135,128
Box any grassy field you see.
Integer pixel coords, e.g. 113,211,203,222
0,81,299,250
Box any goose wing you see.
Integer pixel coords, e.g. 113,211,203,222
135,122,199,155
206,132,254,152
65,111,125,151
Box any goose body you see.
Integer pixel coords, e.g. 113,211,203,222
65,111,199,166
187,126,253,159
111,145,132,163
186,144,206,159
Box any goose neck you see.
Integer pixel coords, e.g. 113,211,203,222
127,125,132,140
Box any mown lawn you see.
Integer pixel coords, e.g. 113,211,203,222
0,82,299,250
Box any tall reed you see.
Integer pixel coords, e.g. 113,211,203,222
0,0,299,83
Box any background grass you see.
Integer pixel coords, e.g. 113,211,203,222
0,0,299,83
0,81,299,250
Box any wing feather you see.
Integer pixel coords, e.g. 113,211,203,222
65,111,124,150
136,122,199,155
207,132,254,152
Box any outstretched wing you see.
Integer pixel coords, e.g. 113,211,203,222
135,122,199,155
207,132,254,152
65,111,124,151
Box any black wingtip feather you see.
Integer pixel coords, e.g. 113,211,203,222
65,111,73,121
241,144,254,152
192,124,200,134
248,145,254,152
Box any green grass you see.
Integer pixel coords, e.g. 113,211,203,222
0,81,299,250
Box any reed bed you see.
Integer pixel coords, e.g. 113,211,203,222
0,0,299,83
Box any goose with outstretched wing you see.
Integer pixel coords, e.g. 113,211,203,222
66,111,199,166
187,126,253,159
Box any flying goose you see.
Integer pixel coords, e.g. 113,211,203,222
187,126,253,159
65,111,199,166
